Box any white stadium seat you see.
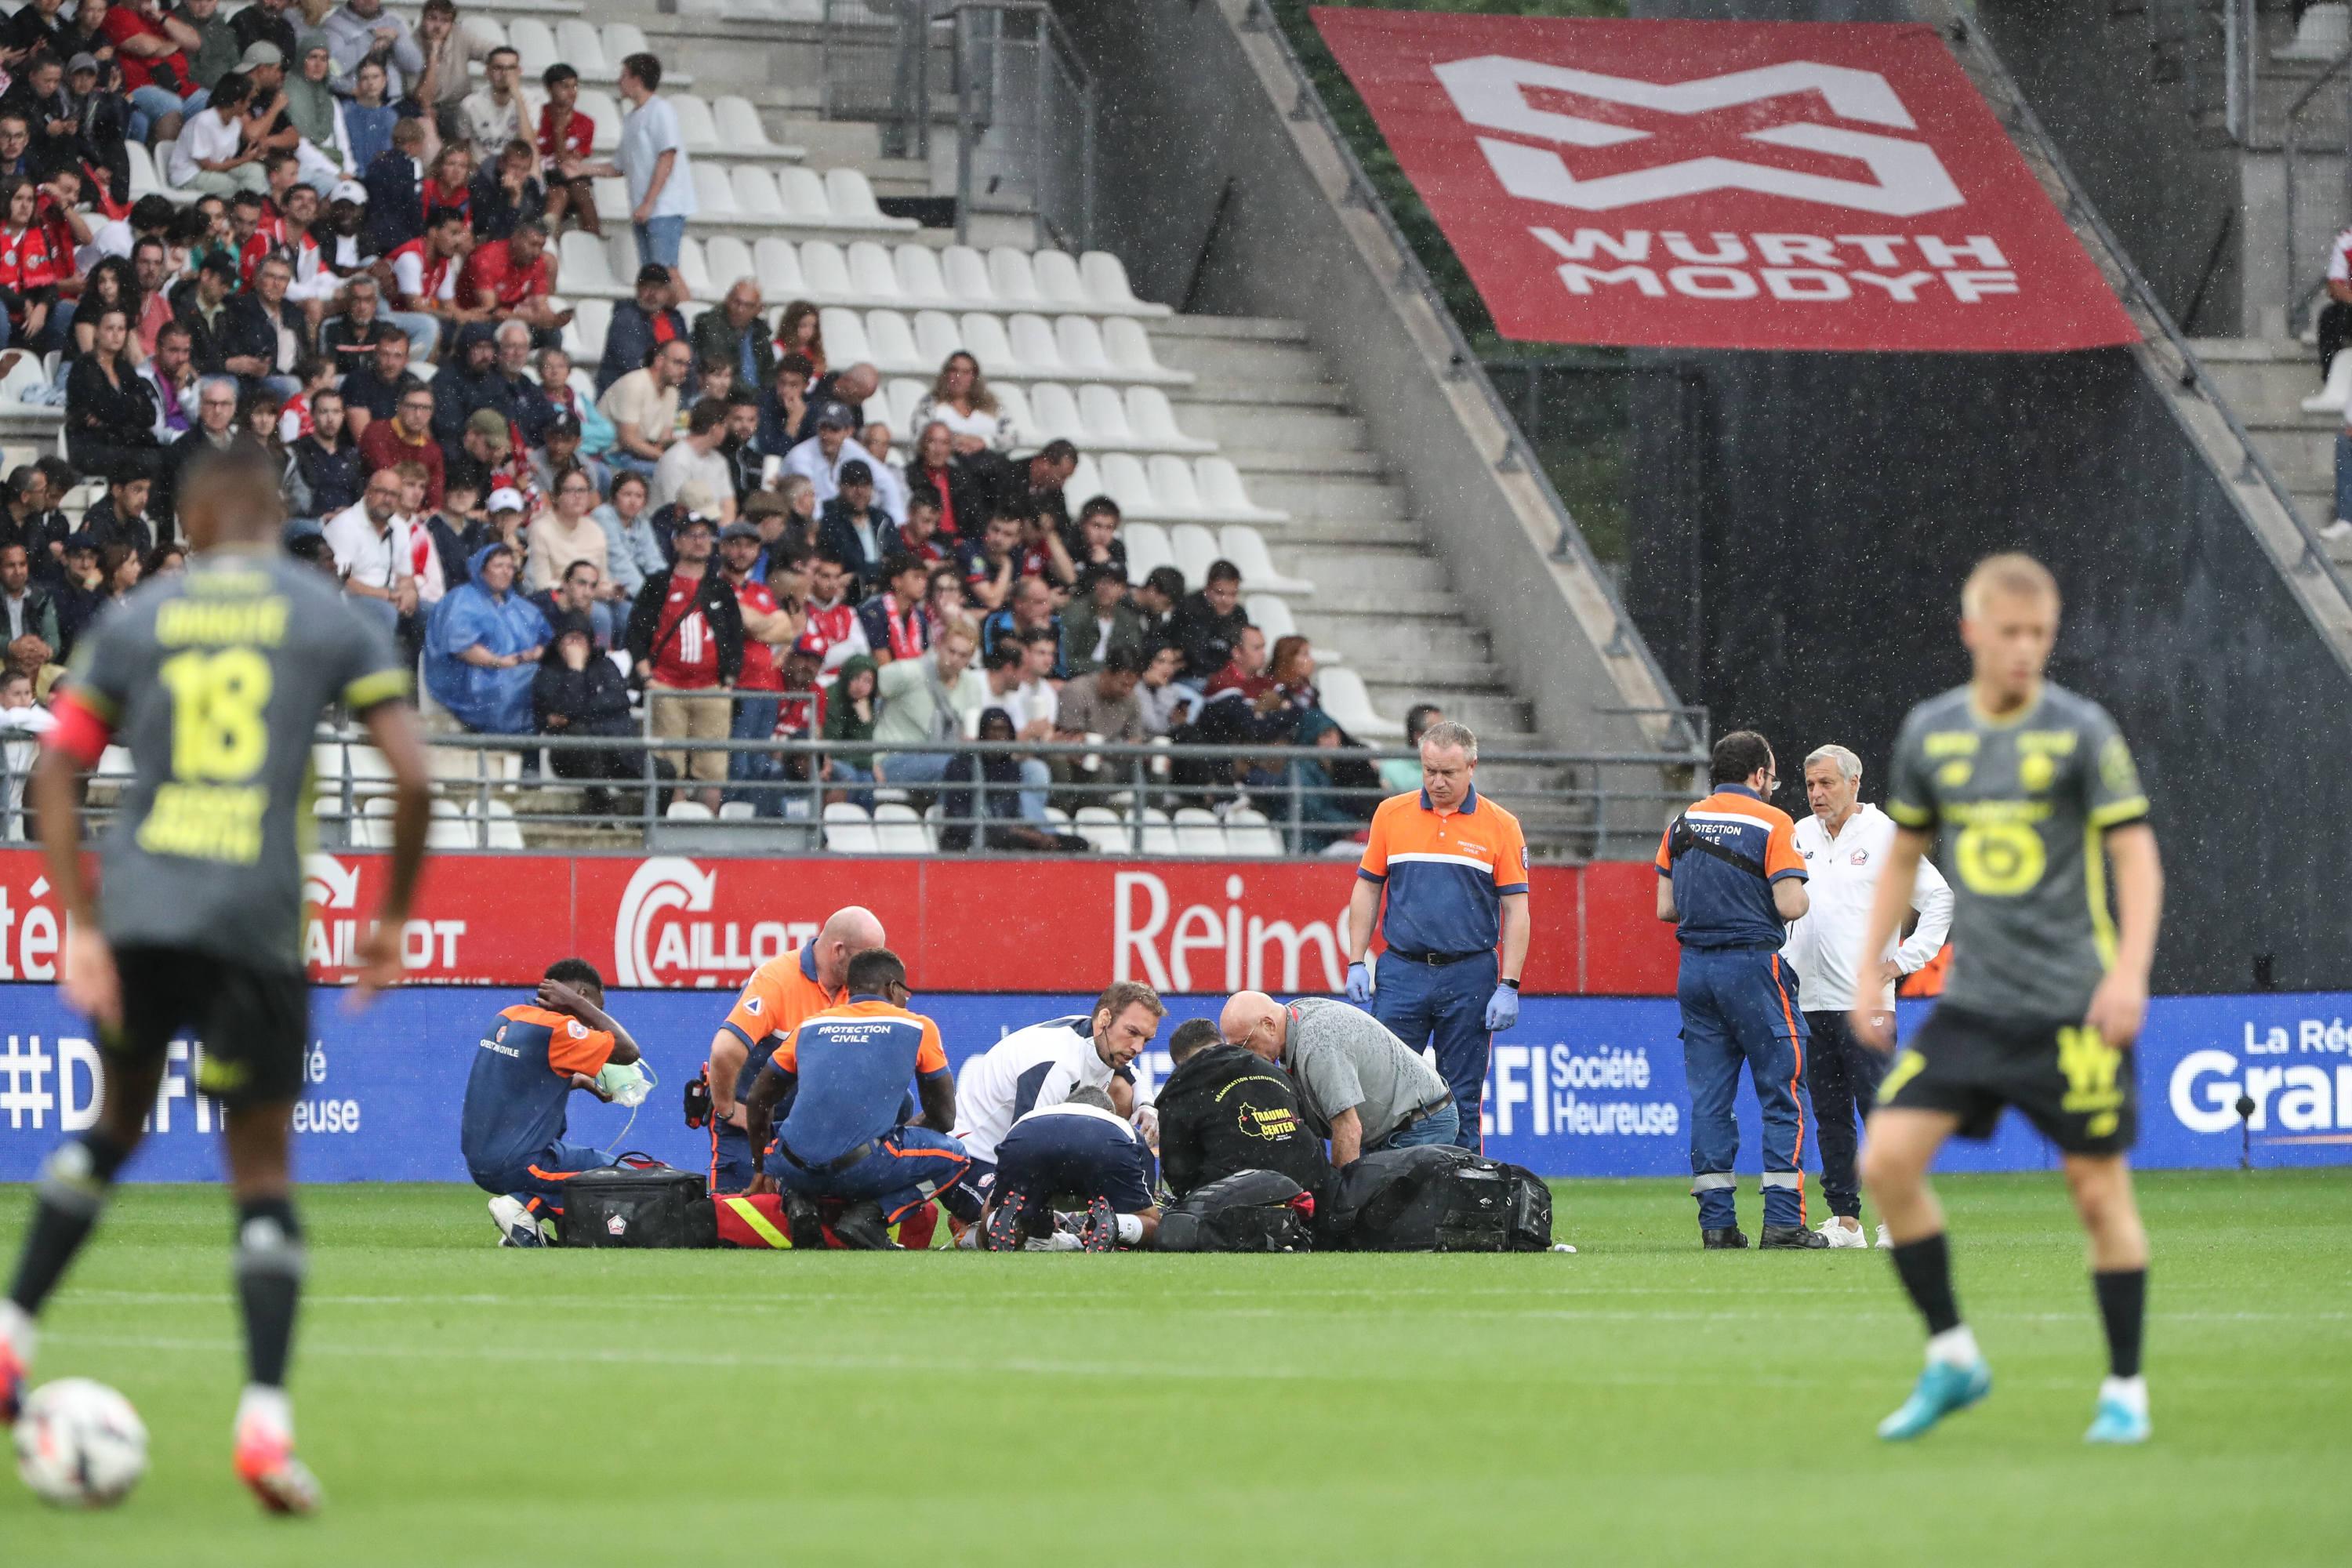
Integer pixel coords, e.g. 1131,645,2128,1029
556,20,611,78
1152,457,1210,519
1076,384,1133,448
873,802,931,855
1221,524,1314,593
1138,808,1181,857
675,95,722,156
732,165,785,219
1080,250,1168,314
509,19,558,78
800,241,853,296
1032,250,1091,310
866,310,924,375
1319,668,1404,738
895,244,956,307
1128,387,1212,452
885,378,927,431
677,237,713,299
988,247,1042,308
666,800,714,822
580,90,623,151
560,231,615,293
1247,595,1342,664
691,163,738,216
823,802,880,853
1007,314,1063,376
826,169,913,229
1054,315,1117,379
1224,808,1285,858
964,314,1024,376
1172,807,1227,856
1105,317,1188,381
848,241,902,301
755,236,807,297
778,166,833,225
1121,522,1174,585
705,236,756,293
1203,458,1288,521
1072,805,1131,855
568,298,612,364
942,246,995,307
1029,381,1084,445
2307,350,2352,415
993,383,1036,441
604,24,655,65
1098,453,1156,517
818,307,875,368
1169,521,1221,584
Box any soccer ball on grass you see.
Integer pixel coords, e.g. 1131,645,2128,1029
13,1377,149,1508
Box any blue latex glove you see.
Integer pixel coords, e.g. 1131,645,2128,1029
1345,962,1374,1004
1484,984,1520,1033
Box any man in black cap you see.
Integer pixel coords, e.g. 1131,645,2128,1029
49,532,103,662
530,408,605,499
595,263,685,397
1062,558,1145,679
815,457,898,592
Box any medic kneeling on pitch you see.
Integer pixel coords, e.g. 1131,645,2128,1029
461,960,650,1247
741,948,969,1250
982,1087,1161,1252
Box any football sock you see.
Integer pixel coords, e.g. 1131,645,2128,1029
8,1131,133,1316
1114,1213,1145,1245
236,1384,294,1443
233,1197,307,1390
1889,1231,1963,1338
2092,1267,2147,1380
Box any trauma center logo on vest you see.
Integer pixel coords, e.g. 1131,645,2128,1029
1434,57,1962,217
612,858,819,988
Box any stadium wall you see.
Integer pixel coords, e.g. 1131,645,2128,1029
2,984,2343,1181
1050,0,1687,816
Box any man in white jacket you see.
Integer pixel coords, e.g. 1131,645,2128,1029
1784,743,1953,1248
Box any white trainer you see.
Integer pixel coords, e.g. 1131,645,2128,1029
1876,1223,1894,1249
1819,1218,1870,1249
488,1196,544,1247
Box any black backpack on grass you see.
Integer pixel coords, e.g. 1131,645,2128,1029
557,1157,717,1248
1153,1169,1316,1252
1327,1145,1553,1252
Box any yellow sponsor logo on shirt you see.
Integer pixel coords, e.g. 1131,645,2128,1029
136,783,267,865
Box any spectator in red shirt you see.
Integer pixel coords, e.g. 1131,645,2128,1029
421,143,473,224
0,173,64,353
389,203,481,335
460,217,569,337
623,512,743,811
103,0,206,143
359,381,445,508
536,61,599,238
717,517,797,803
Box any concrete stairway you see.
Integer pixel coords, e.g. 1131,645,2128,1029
2190,336,2352,559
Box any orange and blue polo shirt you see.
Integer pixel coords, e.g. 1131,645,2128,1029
768,997,952,1166
719,942,848,1099
1654,784,1807,950
1358,785,1530,959
460,1004,617,1178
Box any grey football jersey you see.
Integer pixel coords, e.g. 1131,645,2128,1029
67,550,407,971
1884,683,2149,1021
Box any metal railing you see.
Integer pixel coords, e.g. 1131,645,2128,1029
819,0,938,159
2140,0,2266,142
949,1,1095,251
46,719,1706,862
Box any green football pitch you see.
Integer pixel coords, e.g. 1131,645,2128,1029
1,1171,2345,1566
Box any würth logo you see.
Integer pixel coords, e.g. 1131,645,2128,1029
1433,56,1962,217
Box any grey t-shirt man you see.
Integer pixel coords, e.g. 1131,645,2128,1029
1279,997,1452,1142
67,550,406,971
1884,681,2149,1022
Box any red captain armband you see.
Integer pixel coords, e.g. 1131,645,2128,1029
42,691,114,768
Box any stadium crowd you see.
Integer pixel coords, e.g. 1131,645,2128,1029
0,11,1419,850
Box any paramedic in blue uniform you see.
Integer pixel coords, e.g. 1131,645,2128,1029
460,960,643,1247
740,946,968,1250
1343,720,1530,1151
1656,731,1826,1250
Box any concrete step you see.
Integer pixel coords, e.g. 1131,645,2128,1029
1276,543,1448,597
1179,404,1369,452
1221,448,1383,480
1255,516,1425,549
1149,315,1310,343
1149,333,1329,384
1170,380,1347,414
1362,685,1528,737
1290,587,1461,619
1241,474,1411,522
1294,609,1494,663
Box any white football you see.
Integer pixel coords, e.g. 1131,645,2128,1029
13,1378,149,1508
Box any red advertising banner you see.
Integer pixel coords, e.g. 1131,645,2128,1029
0,849,1680,996
1311,13,2139,353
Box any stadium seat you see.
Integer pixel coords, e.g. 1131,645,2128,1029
1319,667,1404,737
1098,453,1156,517
509,19,558,77
1105,317,1189,383
1151,456,1210,518
778,167,833,225
1080,250,1169,315
425,799,477,851
913,310,962,370
0,354,48,408
691,163,738,217
1030,381,1084,445
717,800,757,821
604,23,655,64
1007,314,1063,378
993,383,1036,441
826,169,913,230
895,244,956,307
964,314,1025,376
1062,383,1123,448
873,802,929,855
1221,524,1314,593
755,236,807,296
823,801,880,852
1247,593,1342,662
704,236,756,293
819,307,874,367
607,227,641,277
716,96,797,159
470,800,528,851
1169,522,1221,584
1203,459,1289,522
1172,806,1226,856
2279,2,2352,59
1072,804,1130,855
848,241,902,301
559,230,615,295
1032,250,1091,310
2307,350,2352,415
866,310,924,374
731,165,783,220
666,800,715,821
942,246,996,308
800,241,853,297
1224,806,1285,858
568,297,612,364
1127,387,1213,452
677,237,713,299
1055,316,1117,379
580,89,622,151
988,247,1043,309
674,95,721,156
1138,807,1181,857
556,19,610,78
592,176,630,221
1121,521,1174,585
883,378,925,432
